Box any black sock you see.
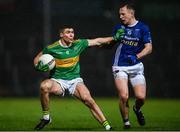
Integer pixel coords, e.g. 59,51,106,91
123,118,129,123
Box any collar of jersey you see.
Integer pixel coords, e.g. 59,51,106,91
59,40,72,48
127,20,138,27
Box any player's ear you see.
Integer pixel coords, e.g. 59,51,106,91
130,9,135,16
60,32,63,38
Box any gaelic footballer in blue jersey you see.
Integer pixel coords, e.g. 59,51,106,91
113,22,152,66
112,0,152,129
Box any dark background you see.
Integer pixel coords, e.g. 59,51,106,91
0,0,179,98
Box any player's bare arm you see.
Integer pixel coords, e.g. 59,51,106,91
88,37,113,47
136,43,152,59
34,51,43,65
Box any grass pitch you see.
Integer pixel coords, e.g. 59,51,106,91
0,97,180,131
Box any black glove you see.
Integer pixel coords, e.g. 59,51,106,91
127,55,138,64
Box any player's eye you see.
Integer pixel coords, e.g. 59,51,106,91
64,30,74,34
64,31,70,34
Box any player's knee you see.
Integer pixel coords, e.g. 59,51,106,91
136,94,145,101
40,80,51,93
84,96,95,107
136,96,145,103
120,94,129,103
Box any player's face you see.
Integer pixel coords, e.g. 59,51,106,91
119,6,134,25
60,28,74,43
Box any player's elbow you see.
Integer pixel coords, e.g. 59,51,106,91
33,56,39,65
148,47,152,55
146,43,152,55
34,52,43,65
148,45,152,54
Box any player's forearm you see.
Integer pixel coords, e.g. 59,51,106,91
97,37,113,45
88,37,113,46
34,52,43,65
137,43,152,59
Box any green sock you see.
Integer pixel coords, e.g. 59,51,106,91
43,110,49,115
102,120,111,130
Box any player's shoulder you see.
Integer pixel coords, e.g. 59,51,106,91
137,21,150,30
112,24,125,35
73,39,87,44
73,39,88,48
73,39,81,44
113,24,125,30
47,41,59,49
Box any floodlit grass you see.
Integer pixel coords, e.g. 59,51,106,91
0,97,180,131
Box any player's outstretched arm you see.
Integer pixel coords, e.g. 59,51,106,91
87,37,113,47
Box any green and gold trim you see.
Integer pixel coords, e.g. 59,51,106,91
55,56,79,68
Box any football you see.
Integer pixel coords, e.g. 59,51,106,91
39,54,55,70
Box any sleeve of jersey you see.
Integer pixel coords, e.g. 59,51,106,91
42,47,50,54
112,24,122,36
142,25,152,45
79,39,88,51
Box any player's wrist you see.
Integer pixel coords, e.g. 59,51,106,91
34,63,38,67
34,61,48,72
136,54,139,60
34,63,40,71
112,36,117,41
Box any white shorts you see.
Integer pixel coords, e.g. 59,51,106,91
51,77,84,96
112,62,146,87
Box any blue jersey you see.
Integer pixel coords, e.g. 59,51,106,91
112,21,152,66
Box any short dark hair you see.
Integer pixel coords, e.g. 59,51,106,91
119,0,136,11
59,25,74,34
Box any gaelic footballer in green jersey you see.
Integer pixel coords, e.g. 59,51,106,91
33,26,114,131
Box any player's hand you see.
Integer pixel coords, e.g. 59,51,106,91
34,61,49,72
113,28,125,41
127,55,138,64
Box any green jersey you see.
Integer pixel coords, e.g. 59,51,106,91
42,39,88,80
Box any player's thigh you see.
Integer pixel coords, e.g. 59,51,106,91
133,84,146,99
115,78,129,98
130,74,146,99
113,67,129,97
40,79,54,91
49,80,64,95
73,83,91,101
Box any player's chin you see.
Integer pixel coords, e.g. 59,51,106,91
69,39,74,43
121,20,127,25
